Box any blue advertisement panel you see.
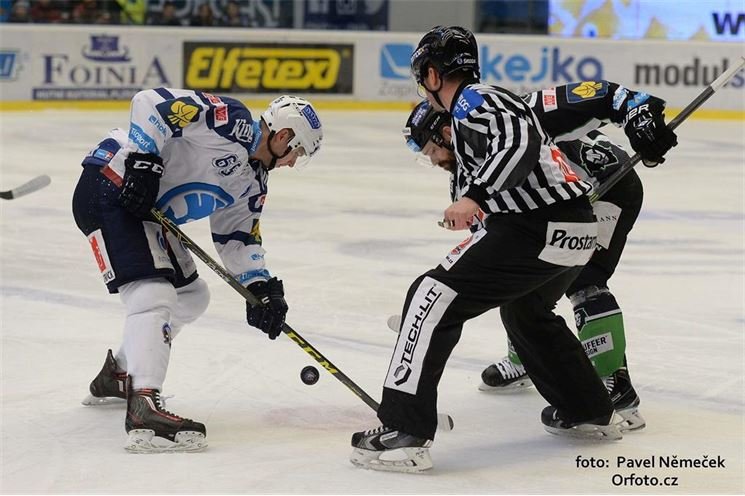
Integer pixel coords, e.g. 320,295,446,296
303,0,388,30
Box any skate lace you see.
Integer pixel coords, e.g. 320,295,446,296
603,375,616,394
496,357,525,380
152,391,191,421
363,425,388,436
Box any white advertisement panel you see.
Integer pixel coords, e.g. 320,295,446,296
1,25,742,113
364,33,745,112
0,26,180,101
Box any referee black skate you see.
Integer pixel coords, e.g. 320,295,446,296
350,26,674,473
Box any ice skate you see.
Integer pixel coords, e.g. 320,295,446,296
350,425,433,473
605,367,646,431
478,357,533,392
541,406,623,440
124,381,206,453
81,349,127,406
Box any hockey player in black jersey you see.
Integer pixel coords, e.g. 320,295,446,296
476,81,674,433
401,95,660,433
350,26,675,473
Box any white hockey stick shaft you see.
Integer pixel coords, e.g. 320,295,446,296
0,175,51,200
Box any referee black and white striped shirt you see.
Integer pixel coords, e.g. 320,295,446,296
452,82,593,214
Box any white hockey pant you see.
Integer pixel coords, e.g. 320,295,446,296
113,278,209,390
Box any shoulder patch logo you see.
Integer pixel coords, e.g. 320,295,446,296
167,101,199,128
452,87,485,120
214,104,229,127
542,88,557,112
566,81,608,103
156,97,202,136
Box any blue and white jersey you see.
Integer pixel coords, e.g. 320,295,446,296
95,88,271,286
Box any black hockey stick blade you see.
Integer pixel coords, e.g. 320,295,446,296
590,56,745,202
0,175,51,200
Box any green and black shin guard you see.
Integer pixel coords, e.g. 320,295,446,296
570,286,626,377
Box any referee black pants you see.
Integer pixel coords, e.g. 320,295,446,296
378,197,614,440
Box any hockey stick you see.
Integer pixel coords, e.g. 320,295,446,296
148,208,455,432
0,175,51,200
436,56,745,225
590,56,745,202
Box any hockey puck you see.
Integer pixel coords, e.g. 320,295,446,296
300,365,320,385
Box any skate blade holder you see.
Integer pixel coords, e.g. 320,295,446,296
81,393,173,407
350,447,433,473
124,429,207,453
81,395,126,407
544,422,623,441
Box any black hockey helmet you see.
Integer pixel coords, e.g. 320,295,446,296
402,100,452,153
411,25,480,86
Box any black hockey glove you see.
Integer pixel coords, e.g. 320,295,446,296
623,95,678,167
246,277,288,340
118,152,164,218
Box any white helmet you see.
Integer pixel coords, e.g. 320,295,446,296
261,95,323,167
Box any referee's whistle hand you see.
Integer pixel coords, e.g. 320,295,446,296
444,198,479,230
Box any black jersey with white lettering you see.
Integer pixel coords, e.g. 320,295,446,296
524,80,652,183
524,80,643,143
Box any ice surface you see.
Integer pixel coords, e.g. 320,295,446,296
1,110,743,494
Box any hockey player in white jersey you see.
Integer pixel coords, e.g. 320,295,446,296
72,88,322,452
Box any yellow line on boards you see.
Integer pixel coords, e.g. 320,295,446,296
0,100,742,120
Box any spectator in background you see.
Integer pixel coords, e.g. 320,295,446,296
72,0,101,24
8,1,31,22
190,2,215,27
221,0,248,27
148,0,182,26
95,8,115,24
30,0,66,23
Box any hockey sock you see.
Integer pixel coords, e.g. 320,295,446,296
569,286,626,377
119,278,177,390
171,278,210,340
506,339,523,366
